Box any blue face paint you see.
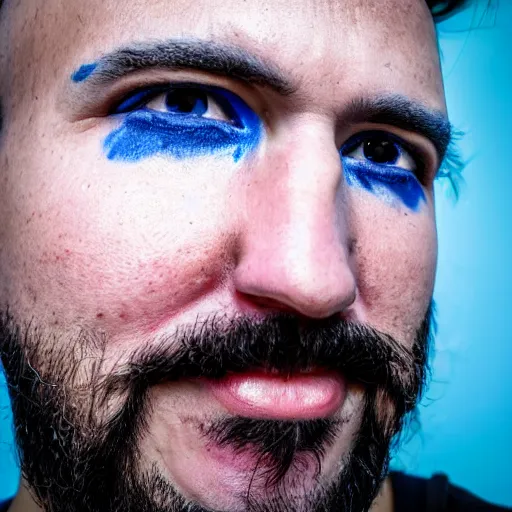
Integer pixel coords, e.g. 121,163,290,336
341,132,426,211
104,85,262,163
71,63,98,83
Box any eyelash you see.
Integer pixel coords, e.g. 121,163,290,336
112,85,168,113
341,131,427,178
110,83,428,178
111,83,241,125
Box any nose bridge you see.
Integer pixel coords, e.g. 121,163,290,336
234,122,357,318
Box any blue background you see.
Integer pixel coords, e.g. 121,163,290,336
1,1,511,507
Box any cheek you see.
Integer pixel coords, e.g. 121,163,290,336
0,131,241,339
349,188,437,342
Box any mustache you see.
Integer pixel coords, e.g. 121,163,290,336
105,311,431,414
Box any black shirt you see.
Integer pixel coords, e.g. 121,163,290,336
391,472,510,511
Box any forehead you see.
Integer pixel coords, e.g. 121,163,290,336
4,0,444,111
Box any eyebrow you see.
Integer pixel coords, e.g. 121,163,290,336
71,40,452,161
343,95,453,162
73,39,295,95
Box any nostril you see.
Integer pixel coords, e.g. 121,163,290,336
235,291,299,315
348,236,358,257
235,277,357,320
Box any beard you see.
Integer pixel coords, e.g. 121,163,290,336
0,306,433,512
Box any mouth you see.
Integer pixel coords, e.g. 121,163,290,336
124,368,360,510
202,370,346,420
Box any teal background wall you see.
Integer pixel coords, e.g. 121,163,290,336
1,1,511,507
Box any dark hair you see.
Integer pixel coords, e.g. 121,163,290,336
0,0,471,21
427,0,471,20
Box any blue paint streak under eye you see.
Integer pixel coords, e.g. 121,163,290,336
71,63,98,83
343,157,426,211
104,90,262,163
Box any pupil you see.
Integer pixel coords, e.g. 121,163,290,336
363,139,399,164
165,90,207,114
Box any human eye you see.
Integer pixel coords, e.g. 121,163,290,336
341,131,418,174
105,83,262,163
341,131,428,210
113,84,240,125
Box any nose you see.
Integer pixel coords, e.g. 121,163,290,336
234,120,357,319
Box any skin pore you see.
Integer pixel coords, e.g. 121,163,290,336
0,0,447,511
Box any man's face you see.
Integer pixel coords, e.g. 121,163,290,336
0,0,447,511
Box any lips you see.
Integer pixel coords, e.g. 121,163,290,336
204,371,346,420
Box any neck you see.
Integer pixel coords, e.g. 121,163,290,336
371,477,395,512
9,477,395,512
8,482,42,512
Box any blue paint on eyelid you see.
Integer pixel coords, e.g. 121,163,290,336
71,63,98,83
342,154,426,211
104,87,262,163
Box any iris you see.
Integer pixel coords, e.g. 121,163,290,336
164,90,208,116
363,138,400,165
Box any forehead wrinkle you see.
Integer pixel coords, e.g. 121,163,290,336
5,0,444,128
296,0,435,32
262,0,441,102
347,0,443,104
